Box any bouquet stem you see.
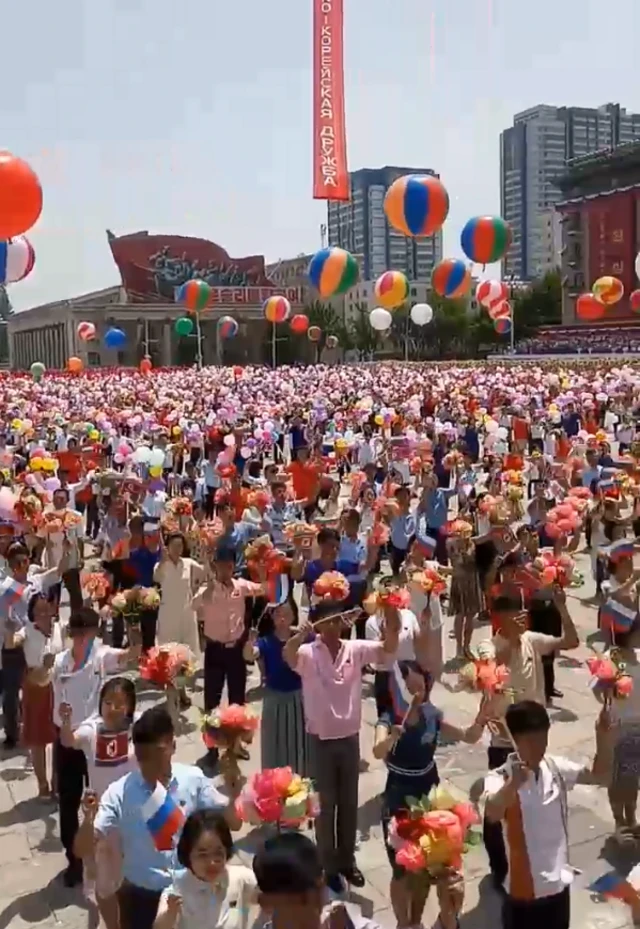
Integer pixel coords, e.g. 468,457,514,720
165,684,181,732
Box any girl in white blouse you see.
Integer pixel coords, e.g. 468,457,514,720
154,810,256,929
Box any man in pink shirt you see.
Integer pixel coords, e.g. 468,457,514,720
285,599,400,895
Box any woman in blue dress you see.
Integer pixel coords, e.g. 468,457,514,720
373,661,491,929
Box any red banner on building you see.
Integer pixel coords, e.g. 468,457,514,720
312,0,349,201
584,190,639,319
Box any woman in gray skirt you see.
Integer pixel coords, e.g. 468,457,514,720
243,602,310,774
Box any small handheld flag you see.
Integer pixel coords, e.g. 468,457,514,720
142,782,185,852
607,540,635,564
589,871,640,906
0,576,26,609
267,573,290,607
389,663,411,724
600,598,637,636
415,534,437,559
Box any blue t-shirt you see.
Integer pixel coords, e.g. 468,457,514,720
127,547,160,588
257,634,302,693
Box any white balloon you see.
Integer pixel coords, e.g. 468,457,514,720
135,446,152,464
149,448,165,468
636,252,640,281
497,427,508,440
223,434,236,447
410,303,433,326
369,307,392,331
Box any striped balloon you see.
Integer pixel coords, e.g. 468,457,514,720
593,275,623,306
431,259,471,298
0,235,35,284
494,316,511,334
218,315,238,339
374,270,409,309
263,295,291,323
175,278,212,312
476,279,508,310
384,175,449,237
77,321,96,341
307,247,359,297
489,299,511,321
460,216,512,265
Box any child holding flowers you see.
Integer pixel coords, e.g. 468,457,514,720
373,660,493,929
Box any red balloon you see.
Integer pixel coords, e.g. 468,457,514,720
290,314,309,335
308,326,322,342
233,365,243,377
490,299,511,320
576,293,605,321
139,357,152,374
631,290,640,313
0,152,43,238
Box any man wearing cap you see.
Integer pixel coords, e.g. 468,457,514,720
284,601,400,894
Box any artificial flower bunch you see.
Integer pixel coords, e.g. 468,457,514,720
409,567,447,597
586,652,633,701
545,503,581,540
201,704,259,750
369,521,390,547
166,496,193,518
110,586,160,623
139,643,196,688
81,571,110,601
14,490,44,531
377,585,411,610
442,450,463,471
245,534,275,564
217,463,237,480
532,551,579,588
375,496,400,520
313,571,350,602
39,511,65,535
388,784,481,875
235,766,320,827
503,469,524,486
458,641,510,695
247,489,270,511
284,521,317,548
445,519,473,538
245,535,289,578
197,518,224,549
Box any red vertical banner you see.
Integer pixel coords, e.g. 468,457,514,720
313,0,349,201
585,191,637,319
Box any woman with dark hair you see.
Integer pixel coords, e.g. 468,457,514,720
373,660,490,929
62,676,137,929
153,809,256,929
153,531,205,658
19,592,63,798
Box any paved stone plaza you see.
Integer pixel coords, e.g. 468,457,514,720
0,550,638,929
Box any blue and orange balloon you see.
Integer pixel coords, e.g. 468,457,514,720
307,247,359,297
384,175,449,237
263,295,291,323
374,270,409,309
218,315,238,339
460,216,512,265
494,316,511,335
431,259,471,298
176,278,211,312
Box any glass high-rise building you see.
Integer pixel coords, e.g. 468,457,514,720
500,103,640,280
327,166,443,281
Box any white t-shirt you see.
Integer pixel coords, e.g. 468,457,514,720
484,754,583,900
74,715,137,796
23,621,64,669
163,865,257,929
365,608,420,670
52,642,124,729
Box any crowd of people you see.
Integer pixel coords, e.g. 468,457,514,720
515,327,640,355
2,359,640,929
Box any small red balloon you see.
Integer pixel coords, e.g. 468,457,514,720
140,357,152,374
631,290,640,313
233,365,243,377
576,293,605,321
290,314,309,335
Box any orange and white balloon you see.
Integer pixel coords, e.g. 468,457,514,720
489,299,511,320
593,276,623,306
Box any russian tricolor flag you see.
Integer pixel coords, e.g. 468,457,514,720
607,540,635,564
0,576,26,608
267,573,290,607
600,598,637,635
415,534,437,559
389,663,411,724
142,783,185,852
589,871,640,905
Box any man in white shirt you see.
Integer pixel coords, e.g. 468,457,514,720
485,700,613,929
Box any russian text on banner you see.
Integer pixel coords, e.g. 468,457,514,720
312,0,349,201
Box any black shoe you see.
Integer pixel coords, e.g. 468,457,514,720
63,861,83,888
3,737,16,750
491,874,507,896
551,688,563,699
340,866,365,888
326,873,345,895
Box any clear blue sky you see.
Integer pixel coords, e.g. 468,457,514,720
5,0,640,310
